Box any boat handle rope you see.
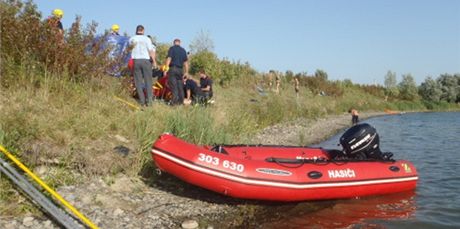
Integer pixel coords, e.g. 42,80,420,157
0,144,100,229
265,156,395,166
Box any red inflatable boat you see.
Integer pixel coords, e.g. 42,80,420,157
151,125,418,201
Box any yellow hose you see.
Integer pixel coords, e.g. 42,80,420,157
0,145,99,229
114,96,141,110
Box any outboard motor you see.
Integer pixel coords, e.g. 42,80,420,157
340,123,383,159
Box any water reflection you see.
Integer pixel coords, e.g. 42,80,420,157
259,191,416,229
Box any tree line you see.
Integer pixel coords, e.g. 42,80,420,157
384,71,460,103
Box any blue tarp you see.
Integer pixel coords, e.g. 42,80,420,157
106,34,130,61
92,34,131,77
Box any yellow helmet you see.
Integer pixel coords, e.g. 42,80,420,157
160,65,169,72
52,9,64,18
111,24,120,32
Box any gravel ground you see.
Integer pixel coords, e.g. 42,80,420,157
251,112,385,146
0,112,386,229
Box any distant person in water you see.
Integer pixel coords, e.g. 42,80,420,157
349,108,359,125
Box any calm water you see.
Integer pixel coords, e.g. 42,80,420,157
257,112,460,229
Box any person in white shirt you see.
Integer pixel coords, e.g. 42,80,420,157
129,25,157,106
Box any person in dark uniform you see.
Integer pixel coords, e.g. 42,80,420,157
183,75,203,105
164,39,188,105
199,69,213,101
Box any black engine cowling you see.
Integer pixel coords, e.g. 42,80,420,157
340,123,383,159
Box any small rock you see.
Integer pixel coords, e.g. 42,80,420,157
113,208,124,217
114,135,129,143
181,219,199,229
4,222,17,229
43,220,52,227
110,175,136,193
81,195,93,205
22,217,34,227
34,165,48,176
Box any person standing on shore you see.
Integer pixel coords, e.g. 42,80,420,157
165,39,188,105
294,76,300,98
129,25,157,107
349,108,359,125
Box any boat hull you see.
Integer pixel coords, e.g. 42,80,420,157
152,134,418,201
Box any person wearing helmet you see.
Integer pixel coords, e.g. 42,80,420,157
111,24,120,36
49,9,64,33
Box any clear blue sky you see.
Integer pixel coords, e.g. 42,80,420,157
34,0,460,85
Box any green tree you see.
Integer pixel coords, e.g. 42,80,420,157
437,74,459,103
418,76,442,102
398,74,419,101
342,79,354,87
314,69,328,81
189,50,220,76
155,42,170,65
189,30,214,54
384,70,399,97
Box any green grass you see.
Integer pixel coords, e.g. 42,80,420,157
1,68,459,216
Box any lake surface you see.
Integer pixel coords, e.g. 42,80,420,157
255,112,460,229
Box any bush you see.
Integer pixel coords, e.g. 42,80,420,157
359,84,386,98
300,75,343,97
189,51,256,86
0,0,117,83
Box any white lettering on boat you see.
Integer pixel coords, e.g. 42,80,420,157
350,134,371,150
197,153,244,173
328,169,356,178
256,168,292,176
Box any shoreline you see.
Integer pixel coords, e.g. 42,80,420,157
0,111,390,229
251,111,388,146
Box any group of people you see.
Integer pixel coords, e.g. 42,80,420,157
128,25,213,106
48,8,213,107
183,70,213,105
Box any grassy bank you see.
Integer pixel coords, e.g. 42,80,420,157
1,67,459,215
